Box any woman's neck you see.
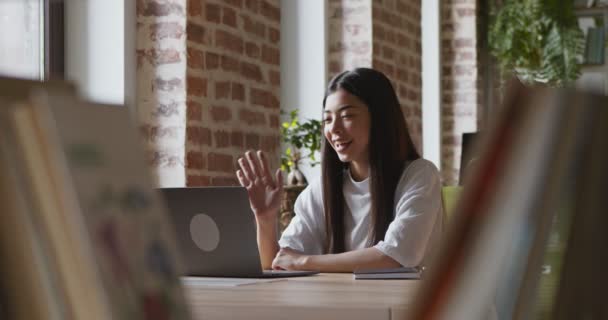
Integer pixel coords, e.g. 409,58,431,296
349,161,369,182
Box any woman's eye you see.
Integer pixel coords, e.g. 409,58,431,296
323,118,332,124
341,114,353,119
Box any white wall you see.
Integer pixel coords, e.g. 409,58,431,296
281,0,327,181
65,0,124,105
421,0,441,168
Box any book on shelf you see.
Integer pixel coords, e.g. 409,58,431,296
353,267,422,280
584,27,605,65
0,77,192,320
407,80,608,319
0,78,77,320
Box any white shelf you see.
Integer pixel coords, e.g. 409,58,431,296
581,64,608,72
575,6,608,17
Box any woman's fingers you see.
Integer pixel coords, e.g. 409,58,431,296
257,150,269,178
275,169,283,192
238,157,254,182
258,150,276,188
240,150,282,190
236,170,250,187
245,150,263,179
271,251,286,270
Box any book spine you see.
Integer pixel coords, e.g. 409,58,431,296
9,103,112,320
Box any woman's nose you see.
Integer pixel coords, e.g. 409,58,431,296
328,119,343,134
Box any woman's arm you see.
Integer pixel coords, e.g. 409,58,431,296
256,218,280,270
272,247,401,272
236,150,283,270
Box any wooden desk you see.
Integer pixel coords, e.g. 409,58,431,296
183,273,420,320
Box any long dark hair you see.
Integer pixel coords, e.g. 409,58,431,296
321,68,420,253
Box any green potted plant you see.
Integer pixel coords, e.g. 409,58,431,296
488,0,585,87
278,109,322,231
280,109,322,186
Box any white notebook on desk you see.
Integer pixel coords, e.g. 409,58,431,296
353,267,422,280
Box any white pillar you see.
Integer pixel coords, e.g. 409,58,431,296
65,0,124,105
280,0,327,180
421,0,442,168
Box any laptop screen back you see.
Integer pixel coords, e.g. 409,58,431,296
160,187,264,277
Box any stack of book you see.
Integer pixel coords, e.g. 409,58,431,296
584,27,605,65
0,78,191,320
408,81,608,319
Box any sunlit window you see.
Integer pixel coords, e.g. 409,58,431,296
0,0,43,80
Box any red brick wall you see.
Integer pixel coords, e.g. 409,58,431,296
372,0,422,153
185,0,281,186
136,0,280,187
440,0,480,185
136,0,188,187
327,0,423,153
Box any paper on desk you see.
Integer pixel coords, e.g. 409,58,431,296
181,276,286,287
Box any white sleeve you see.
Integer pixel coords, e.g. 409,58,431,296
374,159,442,267
278,181,325,255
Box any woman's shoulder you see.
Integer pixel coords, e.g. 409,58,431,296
403,158,440,178
393,158,442,209
396,158,441,191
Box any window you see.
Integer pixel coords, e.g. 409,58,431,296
0,0,64,80
0,0,43,79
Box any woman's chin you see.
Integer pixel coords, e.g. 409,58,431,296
336,153,352,162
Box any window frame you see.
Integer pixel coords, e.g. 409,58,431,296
44,0,65,79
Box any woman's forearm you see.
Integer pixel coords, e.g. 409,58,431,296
255,218,279,270
304,247,401,273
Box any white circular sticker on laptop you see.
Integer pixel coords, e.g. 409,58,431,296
189,213,220,252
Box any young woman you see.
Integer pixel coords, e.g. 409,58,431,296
236,68,443,272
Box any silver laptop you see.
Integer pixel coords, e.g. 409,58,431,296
160,187,319,278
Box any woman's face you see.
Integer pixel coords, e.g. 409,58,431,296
323,89,371,166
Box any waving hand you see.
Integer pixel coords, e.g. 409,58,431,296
236,150,283,222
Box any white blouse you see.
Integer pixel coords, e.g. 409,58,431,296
278,158,443,267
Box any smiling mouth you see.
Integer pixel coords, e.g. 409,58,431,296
333,141,352,152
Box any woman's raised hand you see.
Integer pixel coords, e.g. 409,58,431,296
236,150,283,222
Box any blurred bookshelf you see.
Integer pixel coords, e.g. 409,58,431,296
409,83,608,319
0,78,192,320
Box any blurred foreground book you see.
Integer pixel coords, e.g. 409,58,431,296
0,78,191,320
409,82,608,320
